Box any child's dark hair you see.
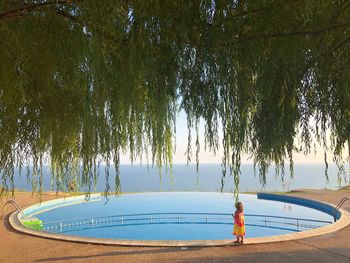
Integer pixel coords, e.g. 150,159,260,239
235,201,243,211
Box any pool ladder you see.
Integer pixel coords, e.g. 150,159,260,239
2,200,24,220
333,197,350,222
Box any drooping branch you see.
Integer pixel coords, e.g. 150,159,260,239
231,21,350,45
0,0,349,199
0,0,82,21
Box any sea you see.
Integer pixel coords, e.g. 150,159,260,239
9,163,349,193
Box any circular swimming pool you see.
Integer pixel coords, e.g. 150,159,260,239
15,192,339,244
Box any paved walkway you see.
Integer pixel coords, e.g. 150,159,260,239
1,190,349,263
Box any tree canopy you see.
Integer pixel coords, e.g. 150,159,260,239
0,0,349,198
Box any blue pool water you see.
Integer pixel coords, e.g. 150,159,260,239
33,192,333,240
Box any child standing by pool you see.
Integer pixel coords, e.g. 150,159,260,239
233,201,245,245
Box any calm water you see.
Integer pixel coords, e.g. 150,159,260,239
35,192,333,240
12,164,348,193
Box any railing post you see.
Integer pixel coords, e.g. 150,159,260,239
59,221,63,232
297,219,299,231
91,218,94,228
2,200,25,220
178,214,180,223
150,216,152,223
334,197,349,222
206,214,208,223
265,216,267,226
121,217,123,225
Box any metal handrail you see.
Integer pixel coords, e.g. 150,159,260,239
42,212,333,225
333,197,350,222
2,200,24,220
41,212,332,233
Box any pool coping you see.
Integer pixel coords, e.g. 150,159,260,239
8,193,350,247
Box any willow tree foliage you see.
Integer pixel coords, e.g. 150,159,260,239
0,1,349,198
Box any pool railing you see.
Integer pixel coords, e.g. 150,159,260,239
39,212,333,234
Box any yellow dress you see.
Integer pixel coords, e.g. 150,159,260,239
233,212,245,236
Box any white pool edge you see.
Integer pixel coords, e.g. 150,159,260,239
8,194,350,247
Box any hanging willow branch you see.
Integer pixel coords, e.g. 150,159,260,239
0,0,349,199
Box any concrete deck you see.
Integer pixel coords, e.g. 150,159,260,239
1,190,350,262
